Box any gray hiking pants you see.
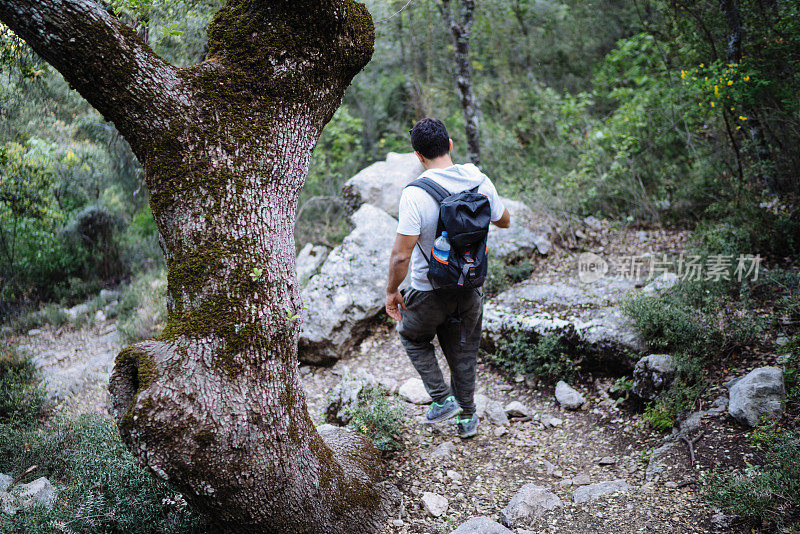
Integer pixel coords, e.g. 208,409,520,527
397,287,483,417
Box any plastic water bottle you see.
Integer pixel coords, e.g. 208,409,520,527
432,231,451,263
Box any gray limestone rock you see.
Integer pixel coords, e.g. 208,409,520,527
429,441,457,461
452,517,513,534
632,354,676,400
421,491,448,517
641,272,679,294
555,381,585,410
342,152,424,217
573,479,633,503
0,474,11,492
398,378,432,405
728,367,786,426
296,243,330,286
475,394,490,419
485,400,510,426
324,369,376,425
504,401,532,419
487,198,553,257
482,278,644,371
2,477,56,514
499,483,562,526
298,204,401,364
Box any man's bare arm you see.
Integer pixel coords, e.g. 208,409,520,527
385,233,419,321
492,208,511,228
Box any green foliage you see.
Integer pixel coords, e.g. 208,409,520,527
0,416,204,534
343,386,405,452
484,260,533,297
779,336,800,403
703,431,800,529
115,269,168,344
484,332,577,382
0,348,44,428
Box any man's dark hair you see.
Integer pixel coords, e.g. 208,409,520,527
409,118,450,159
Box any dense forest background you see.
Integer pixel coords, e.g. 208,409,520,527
1,0,798,316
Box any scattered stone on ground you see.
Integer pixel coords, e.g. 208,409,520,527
499,483,563,526
485,399,510,426
451,516,513,534
632,354,676,400
727,366,786,426
399,378,432,405
504,400,533,419
555,381,585,410
428,441,456,461
572,480,633,503
420,491,448,517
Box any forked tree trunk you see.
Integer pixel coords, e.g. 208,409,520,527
0,1,399,532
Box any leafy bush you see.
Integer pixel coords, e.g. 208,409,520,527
484,332,577,382
343,386,405,452
0,416,204,534
0,348,45,428
703,431,800,529
779,336,800,404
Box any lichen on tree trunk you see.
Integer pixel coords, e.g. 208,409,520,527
0,0,400,532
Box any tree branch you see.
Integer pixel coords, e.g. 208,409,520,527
0,0,185,146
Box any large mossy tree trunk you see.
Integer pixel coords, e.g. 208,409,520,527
0,1,399,532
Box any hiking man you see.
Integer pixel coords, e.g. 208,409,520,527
385,118,511,438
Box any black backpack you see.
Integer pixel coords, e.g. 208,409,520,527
406,177,492,290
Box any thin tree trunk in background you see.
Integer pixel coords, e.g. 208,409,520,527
440,0,481,166
0,1,399,532
719,0,776,192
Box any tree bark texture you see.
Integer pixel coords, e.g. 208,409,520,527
440,0,481,166
0,1,400,532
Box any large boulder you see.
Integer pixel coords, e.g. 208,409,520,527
488,198,553,257
296,243,330,287
728,367,786,426
342,152,424,217
499,483,562,526
482,278,644,371
298,204,400,364
632,354,676,400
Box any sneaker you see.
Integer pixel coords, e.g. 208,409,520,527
456,414,478,438
422,395,462,424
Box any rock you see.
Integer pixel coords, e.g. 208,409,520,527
421,491,448,517
2,477,57,514
583,216,603,231
504,401,532,419
376,376,399,395
342,153,425,217
298,204,401,364
325,370,376,425
296,243,330,286
482,278,644,371
398,378,432,405
555,381,585,410
541,414,562,427
494,426,508,437
485,400,509,426
572,474,591,486
776,336,789,346
573,479,633,503
598,456,616,465
487,198,553,257
27,329,42,336
391,519,404,527
99,288,119,301
447,470,462,482
641,272,679,294
429,441,457,460
475,393,490,419
66,303,89,319
498,484,562,526
0,474,11,492
451,516,513,534
94,310,106,323
632,354,676,400
728,367,786,426
706,395,729,417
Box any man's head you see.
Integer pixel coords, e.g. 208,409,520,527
409,118,452,164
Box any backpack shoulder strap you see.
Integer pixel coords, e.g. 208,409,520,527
406,177,450,204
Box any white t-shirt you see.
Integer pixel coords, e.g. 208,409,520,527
396,163,506,291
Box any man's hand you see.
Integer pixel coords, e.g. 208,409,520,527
385,290,406,322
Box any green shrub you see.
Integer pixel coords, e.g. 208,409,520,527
779,336,800,403
343,386,405,452
0,348,45,428
703,431,800,529
484,260,534,297
484,332,577,382
0,416,204,533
